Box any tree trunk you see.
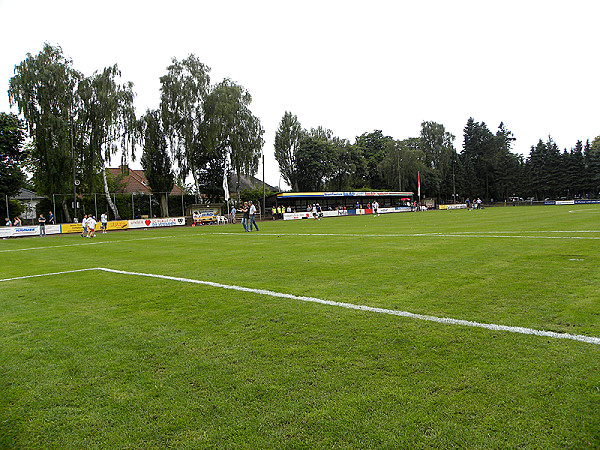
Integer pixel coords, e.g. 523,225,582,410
61,198,72,223
102,165,121,220
160,193,169,218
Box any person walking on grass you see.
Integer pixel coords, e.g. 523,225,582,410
81,214,88,237
87,216,97,238
249,201,259,231
240,202,249,232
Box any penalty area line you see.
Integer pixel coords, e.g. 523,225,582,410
2,267,600,346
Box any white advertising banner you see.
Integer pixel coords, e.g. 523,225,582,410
128,217,186,229
283,207,412,220
0,224,61,238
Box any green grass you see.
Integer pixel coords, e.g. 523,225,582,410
1,206,599,448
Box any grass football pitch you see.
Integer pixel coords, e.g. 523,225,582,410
1,205,599,448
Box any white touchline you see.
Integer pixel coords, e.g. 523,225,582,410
2,267,599,346
211,232,600,240
0,235,175,253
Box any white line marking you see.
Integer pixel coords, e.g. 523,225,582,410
2,268,599,346
569,209,600,213
0,268,100,282
0,235,175,253
210,232,600,240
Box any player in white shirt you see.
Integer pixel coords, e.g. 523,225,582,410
101,213,108,234
87,216,97,238
81,214,88,237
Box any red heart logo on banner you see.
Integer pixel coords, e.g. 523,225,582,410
145,220,151,226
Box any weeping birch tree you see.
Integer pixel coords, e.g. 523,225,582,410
205,79,264,197
77,64,137,219
159,55,211,193
160,56,263,197
8,43,81,222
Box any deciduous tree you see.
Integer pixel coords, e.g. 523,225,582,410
0,112,27,198
274,111,301,191
8,43,81,221
78,64,137,219
140,109,174,217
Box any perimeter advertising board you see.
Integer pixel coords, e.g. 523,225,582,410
0,225,61,238
128,217,186,229
283,206,412,220
60,221,129,233
191,207,220,223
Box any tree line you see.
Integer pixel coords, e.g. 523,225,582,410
3,43,263,221
274,112,600,202
4,43,600,221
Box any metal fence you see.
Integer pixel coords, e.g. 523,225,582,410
5,192,201,225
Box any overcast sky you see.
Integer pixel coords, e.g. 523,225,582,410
2,0,599,188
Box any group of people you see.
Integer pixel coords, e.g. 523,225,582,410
238,201,259,232
307,203,323,220
4,216,22,227
271,205,287,220
4,211,56,237
81,213,108,238
465,198,484,210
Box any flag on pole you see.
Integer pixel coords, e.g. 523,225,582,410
223,167,230,202
223,151,231,203
417,171,421,199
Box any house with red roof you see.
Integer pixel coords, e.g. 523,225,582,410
107,165,185,195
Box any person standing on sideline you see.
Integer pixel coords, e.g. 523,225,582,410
373,200,379,216
48,210,55,224
13,216,22,227
240,202,249,232
249,201,259,231
38,214,46,237
81,214,88,237
230,205,237,224
5,217,11,226
101,212,108,234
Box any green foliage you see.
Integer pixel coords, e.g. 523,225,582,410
140,109,174,217
160,58,264,196
239,186,275,206
274,111,302,191
77,64,137,192
355,130,394,189
8,43,81,200
209,80,264,188
0,112,27,197
160,54,211,190
296,129,336,191
420,121,456,199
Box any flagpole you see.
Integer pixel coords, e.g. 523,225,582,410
417,171,421,207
